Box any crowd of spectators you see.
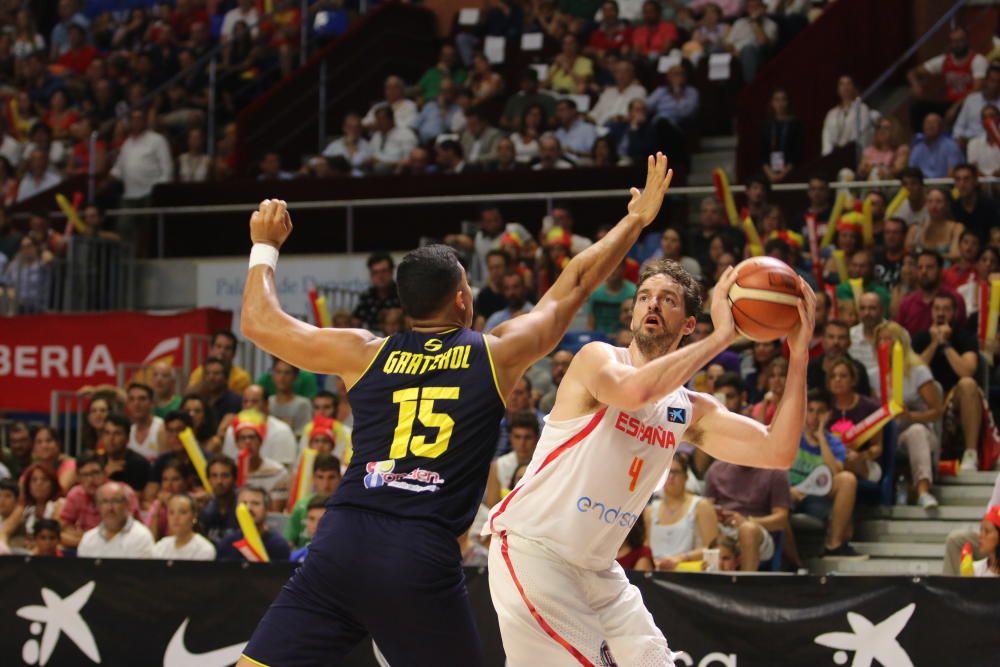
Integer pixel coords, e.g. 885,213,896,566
1,9,1000,576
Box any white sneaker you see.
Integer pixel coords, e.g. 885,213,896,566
865,460,883,483
917,492,939,510
961,449,979,471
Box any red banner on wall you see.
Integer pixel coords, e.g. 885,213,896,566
0,309,232,413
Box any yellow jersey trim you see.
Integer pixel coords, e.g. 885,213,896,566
347,336,391,393
483,335,507,408
240,654,272,667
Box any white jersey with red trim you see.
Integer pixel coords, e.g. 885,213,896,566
486,350,691,571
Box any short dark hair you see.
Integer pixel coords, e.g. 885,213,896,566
164,410,193,429
806,388,831,405
0,478,19,499
367,252,394,270
824,319,850,334
438,139,463,158
715,371,742,393
34,518,60,536
898,166,924,183
313,453,341,473
486,249,510,266
239,484,270,508
884,217,907,232
917,249,943,269
764,238,791,261
307,494,329,511
78,451,103,471
127,382,153,399
272,358,300,375
314,390,339,410
636,259,703,316
746,174,771,194
932,290,958,311
509,411,540,436
396,244,464,319
105,413,131,433
203,356,226,372
212,330,238,349
556,98,577,111
206,454,237,478
953,163,977,179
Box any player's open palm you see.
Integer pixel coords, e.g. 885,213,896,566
627,152,673,227
250,198,293,249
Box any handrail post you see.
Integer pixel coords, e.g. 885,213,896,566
346,204,354,253
301,0,309,67
318,60,328,153
87,130,97,204
208,58,217,159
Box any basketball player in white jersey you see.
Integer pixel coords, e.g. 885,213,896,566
486,259,815,666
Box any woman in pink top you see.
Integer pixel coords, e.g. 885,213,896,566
31,427,76,495
858,117,910,180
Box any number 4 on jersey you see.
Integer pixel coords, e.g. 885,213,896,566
628,456,644,492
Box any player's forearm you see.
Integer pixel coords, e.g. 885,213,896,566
760,350,807,468
626,330,732,408
541,213,644,307
241,265,298,351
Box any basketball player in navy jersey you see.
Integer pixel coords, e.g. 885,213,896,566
235,154,674,667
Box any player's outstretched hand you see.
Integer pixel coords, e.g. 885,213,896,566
709,265,739,342
626,152,673,227
250,199,293,249
787,276,816,356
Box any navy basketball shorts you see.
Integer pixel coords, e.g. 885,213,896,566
242,508,484,667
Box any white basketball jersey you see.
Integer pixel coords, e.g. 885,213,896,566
486,349,691,571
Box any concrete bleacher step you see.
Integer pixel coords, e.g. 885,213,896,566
864,505,985,520
688,150,734,185
813,558,942,576
935,484,994,505
857,519,970,543
851,542,944,558
939,470,997,486
697,135,738,151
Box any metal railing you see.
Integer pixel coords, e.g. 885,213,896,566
49,391,87,458
100,175,1000,257
0,237,134,314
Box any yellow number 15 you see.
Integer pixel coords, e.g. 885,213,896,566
390,387,460,459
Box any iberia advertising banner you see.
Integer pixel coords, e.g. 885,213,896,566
0,309,232,413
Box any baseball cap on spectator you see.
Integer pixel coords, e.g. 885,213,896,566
233,410,267,439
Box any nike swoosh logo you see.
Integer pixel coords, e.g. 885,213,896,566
163,618,246,667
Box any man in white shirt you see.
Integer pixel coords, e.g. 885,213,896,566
362,76,417,130
725,0,778,83
821,75,880,156
222,386,298,466
220,0,259,42
78,482,154,559
953,65,1000,143
966,104,1000,177
370,105,418,174
16,149,62,203
232,412,291,510
590,60,647,127
109,109,174,242
126,383,165,462
849,292,885,383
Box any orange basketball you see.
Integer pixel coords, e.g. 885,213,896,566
727,257,802,342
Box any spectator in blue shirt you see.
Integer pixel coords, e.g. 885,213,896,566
909,113,964,178
216,486,291,561
411,78,464,144
553,98,598,161
484,272,534,331
646,64,700,129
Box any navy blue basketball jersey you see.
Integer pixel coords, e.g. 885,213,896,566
330,328,506,535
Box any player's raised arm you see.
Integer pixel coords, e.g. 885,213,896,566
685,278,816,469
241,199,381,384
488,153,673,389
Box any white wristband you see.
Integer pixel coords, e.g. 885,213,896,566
249,243,279,271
